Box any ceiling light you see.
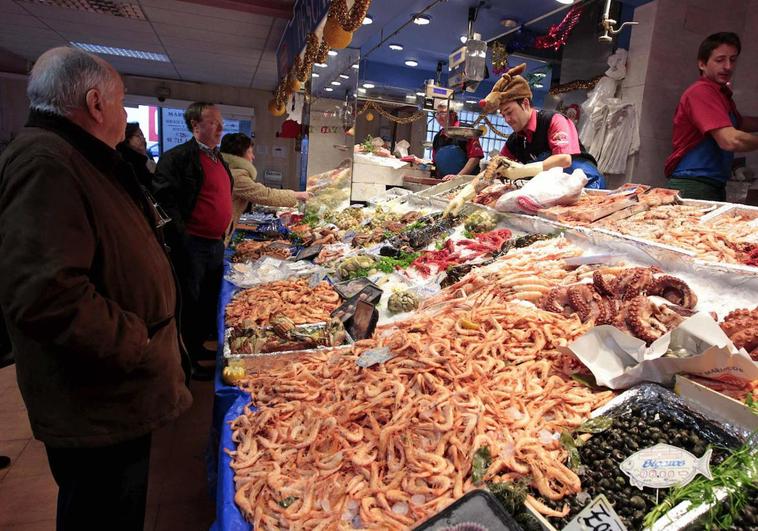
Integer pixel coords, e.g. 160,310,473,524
339,74,349,79
465,100,477,104
311,72,320,77
363,15,373,25
324,87,334,92
555,0,574,4
363,82,375,88
534,72,547,78
331,81,341,86
416,91,425,97
500,18,519,28
327,50,338,56
388,43,404,51
315,62,327,68
71,42,169,62
404,59,418,67
413,14,431,25
534,83,544,88
352,64,360,69
460,35,468,44
358,87,366,93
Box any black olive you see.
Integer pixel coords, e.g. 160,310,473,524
599,478,612,490
615,476,626,488
629,496,646,510
612,449,625,461
632,510,645,521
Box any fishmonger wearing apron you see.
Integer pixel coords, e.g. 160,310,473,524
481,64,606,188
665,32,758,201
432,106,483,180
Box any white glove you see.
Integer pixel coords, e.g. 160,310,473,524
443,183,476,217
502,161,544,180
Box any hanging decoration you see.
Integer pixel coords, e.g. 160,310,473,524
548,75,603,96
268,0,373,116
524,66,552,90
533,5,585,51
356,101,427,124
490,42,509,75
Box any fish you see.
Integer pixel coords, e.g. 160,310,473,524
619,443,712,490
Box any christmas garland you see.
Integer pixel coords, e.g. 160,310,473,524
548,75,603,96
269,0,373,115
534,5,585,51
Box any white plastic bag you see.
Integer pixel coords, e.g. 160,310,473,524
494,167,588,214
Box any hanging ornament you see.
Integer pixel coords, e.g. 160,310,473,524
268,99,286,117
288,75,301,93
534,5,584,51
365,112,374,122
548,75,603,95
323,15,353,49
491,42,509,75
330,0,372,33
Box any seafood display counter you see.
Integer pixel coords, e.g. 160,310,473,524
210,189,758,531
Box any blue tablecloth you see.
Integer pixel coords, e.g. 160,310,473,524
210,247,252,530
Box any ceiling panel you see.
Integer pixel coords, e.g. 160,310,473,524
142,6,271,34
1,12,48,28
0,0,29,14
152,22,266,48
160,36,264,55
141,0,275,23
17,3,148,27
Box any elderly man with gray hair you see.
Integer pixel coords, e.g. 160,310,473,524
0,47,191,530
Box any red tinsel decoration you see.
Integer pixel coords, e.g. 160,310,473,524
534,5,584,51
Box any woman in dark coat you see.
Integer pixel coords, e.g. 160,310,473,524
117,122,154,189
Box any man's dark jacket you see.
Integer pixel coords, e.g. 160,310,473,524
152,138,234,249
0,111,192,447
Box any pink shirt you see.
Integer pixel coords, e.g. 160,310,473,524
664,77,742,177
500,109,580,159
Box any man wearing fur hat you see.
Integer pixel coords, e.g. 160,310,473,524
480,63,606,188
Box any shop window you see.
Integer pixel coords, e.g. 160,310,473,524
423,110,512,161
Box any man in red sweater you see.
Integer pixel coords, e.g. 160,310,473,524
153,102,233,380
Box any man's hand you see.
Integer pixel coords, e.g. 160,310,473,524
442,174,458,181
294,191,312,202
501,161,544,180
443,183,476,217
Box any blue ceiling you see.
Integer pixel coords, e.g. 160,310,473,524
337,0,650,102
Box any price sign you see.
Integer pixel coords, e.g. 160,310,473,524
563,494,627,531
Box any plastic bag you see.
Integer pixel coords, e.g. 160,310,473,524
494,167,588,214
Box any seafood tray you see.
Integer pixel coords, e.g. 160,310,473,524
416,173,474,200
537,384,744,531
223,322,353,360
332,277,383,303
413,489,524,531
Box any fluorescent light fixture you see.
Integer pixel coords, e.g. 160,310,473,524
358,87,367,93
535,72,547,78
327,50,338,56
339,74,349,79
363,15,373,25
352,63,360,69
362,82,375,88
324,87,334,92
416,91,425,96
331,81,341,86
534,82,544,88
460,35,468,43
315,62,328,68
388,43,404,51
556,0,573,4
71,42,169,62
413,14,431,25
404,59,419,67
465,100,477,104
311,72,320,77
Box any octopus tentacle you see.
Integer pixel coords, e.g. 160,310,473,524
592,271,616,298
648,275,697,309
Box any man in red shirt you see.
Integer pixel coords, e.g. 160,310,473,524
493,66,605,189
665,32,758,200
433,105,483,180
154,102,233,380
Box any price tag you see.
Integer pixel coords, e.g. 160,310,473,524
563,494,627,531
356,346,393,368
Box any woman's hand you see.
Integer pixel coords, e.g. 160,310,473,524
442,174,458,181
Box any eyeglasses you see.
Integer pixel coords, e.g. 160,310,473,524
141,188,172,229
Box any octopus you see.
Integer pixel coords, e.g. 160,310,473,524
648,275,698,309
720,307,758,360
624,296,684,344
540,267,697,344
